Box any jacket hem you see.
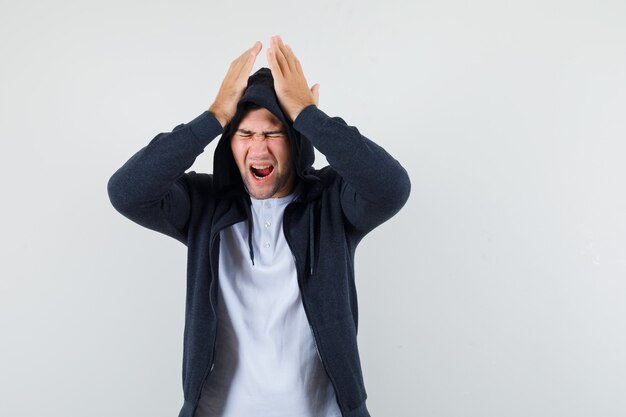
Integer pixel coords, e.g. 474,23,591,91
177,400,371,417
343,400,371,417
177,399,195,417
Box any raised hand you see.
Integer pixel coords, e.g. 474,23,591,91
266,35,320,122
209,41,263,127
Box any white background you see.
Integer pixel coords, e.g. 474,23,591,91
1,0,625,416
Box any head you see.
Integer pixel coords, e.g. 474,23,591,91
230,103,297,199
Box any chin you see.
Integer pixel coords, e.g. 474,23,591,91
248,190,274,199
241,170,293,199
244,181,277,200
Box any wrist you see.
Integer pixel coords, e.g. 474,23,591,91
208,105,230,128
289,102,316,122
292,103,317,124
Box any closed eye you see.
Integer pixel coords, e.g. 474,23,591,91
235,129,285,139
265,132,286,138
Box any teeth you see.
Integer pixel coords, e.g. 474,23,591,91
250,164,273,180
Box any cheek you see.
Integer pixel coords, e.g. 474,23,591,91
231,142,247,168
273,141,292,167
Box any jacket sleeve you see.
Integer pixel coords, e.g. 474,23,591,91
107,111,224,245
293,105,411,237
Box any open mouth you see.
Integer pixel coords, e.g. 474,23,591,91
250,164,274,180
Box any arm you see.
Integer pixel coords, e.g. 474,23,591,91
267,35,410,235
107,112,223,244
108,41,263,244
294,105,411,235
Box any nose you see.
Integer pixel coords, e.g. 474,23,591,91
251,132,268,141
247,136,270,157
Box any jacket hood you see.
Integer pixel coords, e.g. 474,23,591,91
213,67,318,199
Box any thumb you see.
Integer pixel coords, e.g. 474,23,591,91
310,83,320,106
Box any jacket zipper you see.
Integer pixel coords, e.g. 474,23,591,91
292,252,344,415
193,215,245,409
284,204,344,415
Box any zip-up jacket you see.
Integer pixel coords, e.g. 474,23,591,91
107,67,411,417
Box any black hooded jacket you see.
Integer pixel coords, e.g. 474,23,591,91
107,67,411,417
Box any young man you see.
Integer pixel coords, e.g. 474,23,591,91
107,35,410,417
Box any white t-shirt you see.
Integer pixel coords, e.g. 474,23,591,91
194,193,342,417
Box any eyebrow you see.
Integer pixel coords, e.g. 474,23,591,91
236,128,285,135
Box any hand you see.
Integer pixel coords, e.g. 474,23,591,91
209,41,263,127
266,35,320,121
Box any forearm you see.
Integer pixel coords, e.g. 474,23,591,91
293,105,410,210
107,111,223,210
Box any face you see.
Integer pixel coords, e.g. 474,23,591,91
231,107,296,199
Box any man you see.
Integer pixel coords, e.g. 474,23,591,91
107,35,410,417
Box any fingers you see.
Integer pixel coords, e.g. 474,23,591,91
235,41,260,62
241,40,262,76
291,47,304,74
209,40,263,127
269,35,292,75
266,35,319,120
276,36,304,75
248,40,262,62
233,41,261,75
274,36,293,72
267,46,282,78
